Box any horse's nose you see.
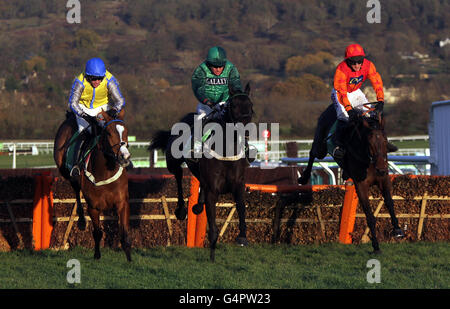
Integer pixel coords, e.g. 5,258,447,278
120,144,130,160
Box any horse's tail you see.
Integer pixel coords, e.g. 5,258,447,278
149,130,171,153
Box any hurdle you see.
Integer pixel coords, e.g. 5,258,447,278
187,181,357,247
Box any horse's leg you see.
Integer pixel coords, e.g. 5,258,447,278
192,185,205,215
204,190,219,262
168,158,187,220
355,182,381,253
234,184,248,246
380,177,404,238
71,181,86,230
298,153,315,185
117,201,132,262
87,207,103,259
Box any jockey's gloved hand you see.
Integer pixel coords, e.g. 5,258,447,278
347,109,358,123
212,104,222,113
204,99,213,107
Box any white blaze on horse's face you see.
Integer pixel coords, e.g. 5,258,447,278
116,124,130,160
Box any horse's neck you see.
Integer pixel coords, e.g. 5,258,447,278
346,125,370,163
209,122,244,156
89,146,118,176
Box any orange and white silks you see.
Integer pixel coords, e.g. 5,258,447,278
333,59,384,112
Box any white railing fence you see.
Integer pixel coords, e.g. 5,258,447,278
1,136,429,171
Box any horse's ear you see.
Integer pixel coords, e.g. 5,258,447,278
244,82,250,95
99,110,111,122
117,108,125,120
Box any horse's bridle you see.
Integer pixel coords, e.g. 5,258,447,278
100,119,127,162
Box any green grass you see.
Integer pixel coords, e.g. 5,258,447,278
0,147,151,169
0,242,448,289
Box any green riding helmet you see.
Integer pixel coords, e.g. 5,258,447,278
206,46,227,67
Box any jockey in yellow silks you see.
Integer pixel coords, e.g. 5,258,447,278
67,57,125,177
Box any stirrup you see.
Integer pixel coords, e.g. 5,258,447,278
70,165,80,178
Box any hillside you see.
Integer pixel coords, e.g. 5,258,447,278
0,0,448,139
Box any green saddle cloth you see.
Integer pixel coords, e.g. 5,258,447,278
65,131,100,172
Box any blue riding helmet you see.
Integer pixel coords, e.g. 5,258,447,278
85,57,106,77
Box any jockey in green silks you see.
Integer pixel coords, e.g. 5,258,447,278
191,46,243,122
186,46,255,162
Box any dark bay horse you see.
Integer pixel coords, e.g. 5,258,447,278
299,102,404,253
149,83,254,261
54,109,132,261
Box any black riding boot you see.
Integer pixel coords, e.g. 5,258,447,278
332,120,347,159
70,137,85,178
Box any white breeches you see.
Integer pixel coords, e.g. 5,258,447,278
332,88,371,121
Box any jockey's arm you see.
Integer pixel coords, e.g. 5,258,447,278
367,62,384,102
191,66,209,104
107,75,125,112
333,68,352,112
228,66,243,93
68,78,85,116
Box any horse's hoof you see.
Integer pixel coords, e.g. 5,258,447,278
192,203,204,215
94,252,101,260
175,207,187,220
77,218,86,231
236,237,249,247
371,249,382,255
392,228,405,238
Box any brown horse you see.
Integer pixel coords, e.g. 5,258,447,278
54,109,132,261
299,102,404,253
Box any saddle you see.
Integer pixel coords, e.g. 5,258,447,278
64,125,100,175
185,105,255,162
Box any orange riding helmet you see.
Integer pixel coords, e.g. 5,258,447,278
345,44,366,59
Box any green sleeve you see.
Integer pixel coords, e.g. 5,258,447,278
191,65,208,103
228,65,243,92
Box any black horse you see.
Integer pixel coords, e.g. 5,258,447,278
149,83,254,261
299,102,404,253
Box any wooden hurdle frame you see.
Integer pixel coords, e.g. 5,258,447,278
0,176,449,250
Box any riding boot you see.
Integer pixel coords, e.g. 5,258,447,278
332,120,346,159
69,134,88,179
380,128,398,153
70,165,81,178
387,142,398,153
